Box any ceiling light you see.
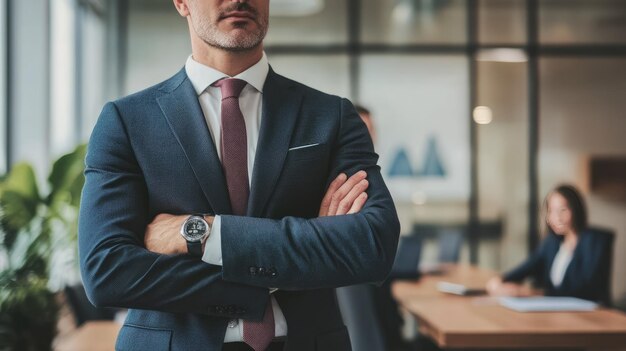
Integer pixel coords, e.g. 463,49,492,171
476,49,528,63
473,106,493,125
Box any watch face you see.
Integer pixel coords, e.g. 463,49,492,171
184,218,207,241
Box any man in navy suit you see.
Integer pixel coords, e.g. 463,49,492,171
78,0,400,350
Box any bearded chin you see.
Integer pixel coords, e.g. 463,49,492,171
210,34,262,52
200,23,266,52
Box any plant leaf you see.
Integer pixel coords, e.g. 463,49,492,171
47,144,86,208
0,163,40,200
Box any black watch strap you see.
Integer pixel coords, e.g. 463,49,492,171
186,214,209,257
187,240,203,256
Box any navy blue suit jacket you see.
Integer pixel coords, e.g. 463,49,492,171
78,68,400,351
503,228,614,306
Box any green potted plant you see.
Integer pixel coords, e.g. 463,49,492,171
0,144,86,351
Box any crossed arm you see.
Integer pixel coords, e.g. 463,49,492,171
80,169,368,320
144,171,370,256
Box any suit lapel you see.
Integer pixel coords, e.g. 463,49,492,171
247,69,302,217
157,69,232,214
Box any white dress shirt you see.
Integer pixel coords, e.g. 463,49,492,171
550,243,573,287
184,53,287,343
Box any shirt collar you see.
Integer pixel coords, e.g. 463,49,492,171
185,52,269,96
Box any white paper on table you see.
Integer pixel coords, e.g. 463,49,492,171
498,296,598,312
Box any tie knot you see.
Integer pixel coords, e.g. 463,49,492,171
214,78,247,99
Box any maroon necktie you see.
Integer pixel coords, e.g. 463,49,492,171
214,78,275,351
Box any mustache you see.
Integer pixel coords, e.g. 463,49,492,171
218,2,259,19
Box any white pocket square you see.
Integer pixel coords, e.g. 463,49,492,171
288,143,320,151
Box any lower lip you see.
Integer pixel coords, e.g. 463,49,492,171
224,16,252,22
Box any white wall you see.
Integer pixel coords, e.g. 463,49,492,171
268,54,351,98
124,5,190,94
50,0,76,158
9,0,50,177
80,8,108,141
0,0,6,173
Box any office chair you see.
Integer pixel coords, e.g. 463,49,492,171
587,226,615,306
337,235,423,351
336,284,386,351
437,228,464,264
389,234,423,279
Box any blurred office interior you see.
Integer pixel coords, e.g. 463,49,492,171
1,0,626,350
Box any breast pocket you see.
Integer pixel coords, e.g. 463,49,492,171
286,143,328,162
272,143,330,217
115,324,172,351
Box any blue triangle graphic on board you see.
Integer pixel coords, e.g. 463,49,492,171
388,147,414,177
417,136,446,177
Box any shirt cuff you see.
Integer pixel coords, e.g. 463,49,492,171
202,215,223,266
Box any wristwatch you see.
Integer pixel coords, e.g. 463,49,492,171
180,214,211,256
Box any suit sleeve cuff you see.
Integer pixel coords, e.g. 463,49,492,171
202,215,223,266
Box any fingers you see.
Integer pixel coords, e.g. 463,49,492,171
347,192,368,215
319,173,347,216
328,171,367,216
319,171,369,217
334,179,369,215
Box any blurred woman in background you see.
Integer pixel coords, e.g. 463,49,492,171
486,184,614,305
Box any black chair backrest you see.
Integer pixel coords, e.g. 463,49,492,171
389,235,423,279
336,285,386,351
588,226,615,306
438,228,464,263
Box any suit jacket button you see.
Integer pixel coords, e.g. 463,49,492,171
249,266,257,276
258,267,266,276
269,268,278,278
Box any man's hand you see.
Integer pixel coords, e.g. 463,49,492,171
144,214,214,255
144,214,187,255
319,170,369,217
486,276,532,297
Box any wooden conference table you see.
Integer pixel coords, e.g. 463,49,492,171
392,265,626,350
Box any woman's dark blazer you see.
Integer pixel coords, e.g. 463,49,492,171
503,227,614,306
